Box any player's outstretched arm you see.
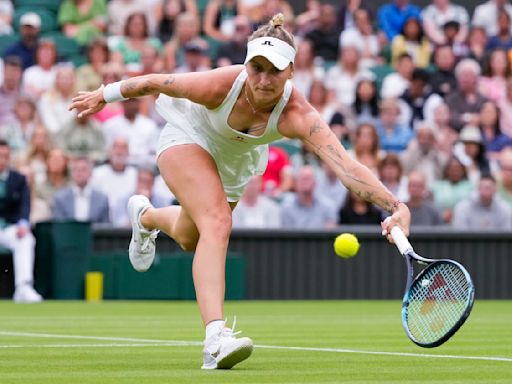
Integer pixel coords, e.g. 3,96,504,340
69,66,243,118
282,109,411,239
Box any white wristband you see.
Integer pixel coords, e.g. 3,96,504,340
103,81,127,103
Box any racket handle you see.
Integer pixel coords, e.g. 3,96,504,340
390,226,413,255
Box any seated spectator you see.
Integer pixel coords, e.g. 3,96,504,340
399,68,443,128
421,0,469,46
431,156,474,223
497,148,512,204
3,12,40,69
378,153,409,202
175,39,211,73
232,175,281,228
430,102,458,157
35,148,69,213
377,0,421,41
452,174,512,229
499,75,512,139
112,165,170,227
289,39,325,100
53,156,110,223
478,48,509,104
75,38,110,92
38,64,77,135
401,122,448,184
336,0,372,32
472,0,512,38
486,12,512,52
347,122,382,174
0,140,42,303
338,191,382,224
445,58,488,132
347,76,380,129
0,56,23,126
380,53,414,99
108,0,163,37
281,165,336,228
157,0,199,43
374,98,414,153
339,8,380,69
102,97,160,166
56,112,107,163
111,12,164,73
441,20,468,58
308,79,337,124
261,145,293,199
429,45,457,97
15,125,52,187
466,26,488,66
305,3,340,62
163,12,203,72
22,39,58,97
391,15,432,69
325,44,370,109
315,159,348,214
58,0,108,45
216,15,251,67
406,170,443,226
453,124,490,183
479,101,512,161
0,95,39,155
18,164,51,225
90,137,138,216
203,0,244,42
0,0,13,35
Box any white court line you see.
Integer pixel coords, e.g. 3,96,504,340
0,331,511,363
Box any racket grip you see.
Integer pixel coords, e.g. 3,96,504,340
390,226,413,255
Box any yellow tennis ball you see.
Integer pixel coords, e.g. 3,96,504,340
334,233,360,258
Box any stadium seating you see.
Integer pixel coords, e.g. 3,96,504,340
0,33,20,56
14,0,61,14
13,7,58,34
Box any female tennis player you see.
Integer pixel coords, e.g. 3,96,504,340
70,14,411,370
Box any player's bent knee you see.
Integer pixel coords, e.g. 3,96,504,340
178,236,198,252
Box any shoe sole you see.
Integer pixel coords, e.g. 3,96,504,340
216,344,253,369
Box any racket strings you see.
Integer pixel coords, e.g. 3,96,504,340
406,263,471,344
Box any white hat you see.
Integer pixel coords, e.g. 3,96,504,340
244,37,296,70
20,12,41,28
459,125,482,143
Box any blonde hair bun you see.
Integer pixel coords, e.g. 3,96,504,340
270,13,285,28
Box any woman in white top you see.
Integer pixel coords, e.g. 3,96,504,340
70,13,411,370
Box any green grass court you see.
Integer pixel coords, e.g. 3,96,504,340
0,300,510,383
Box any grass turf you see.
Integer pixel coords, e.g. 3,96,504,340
0,300,510,383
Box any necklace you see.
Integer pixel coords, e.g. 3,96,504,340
244,85,260,114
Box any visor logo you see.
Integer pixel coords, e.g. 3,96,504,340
262,40,274,46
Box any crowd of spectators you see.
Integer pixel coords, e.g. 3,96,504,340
1,0,512,234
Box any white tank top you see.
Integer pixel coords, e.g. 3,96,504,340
154,69,293,201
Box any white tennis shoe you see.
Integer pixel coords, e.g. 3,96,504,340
201,318,254,370
128,195,159,272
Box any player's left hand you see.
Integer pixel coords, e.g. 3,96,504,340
69,85,106,118
381,203,411,244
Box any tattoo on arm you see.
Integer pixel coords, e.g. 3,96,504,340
309,120,322,136
163,76,175,86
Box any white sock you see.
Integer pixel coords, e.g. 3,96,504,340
205,319,225,340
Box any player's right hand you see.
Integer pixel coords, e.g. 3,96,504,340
69,85,107,118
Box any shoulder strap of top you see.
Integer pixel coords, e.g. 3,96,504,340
212,69,247,113
266,80,293,136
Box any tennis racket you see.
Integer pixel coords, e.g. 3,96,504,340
389,226,475,348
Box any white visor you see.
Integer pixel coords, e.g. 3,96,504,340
244,37,296,70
